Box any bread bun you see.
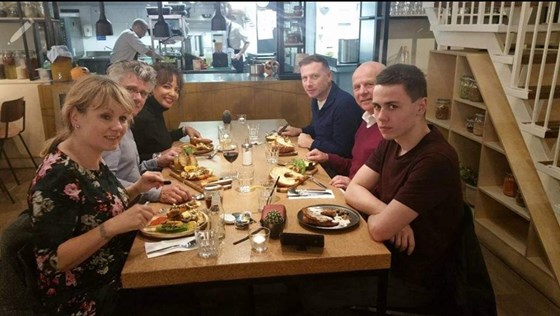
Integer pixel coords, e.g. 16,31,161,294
275,136,295,153
270,166,306,187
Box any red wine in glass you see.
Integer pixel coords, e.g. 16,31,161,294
223,150,239,163
222,143,239,178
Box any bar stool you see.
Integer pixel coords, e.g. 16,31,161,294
0,177,15,203
0,97,38,188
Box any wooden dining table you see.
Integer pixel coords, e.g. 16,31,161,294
120,119,391,315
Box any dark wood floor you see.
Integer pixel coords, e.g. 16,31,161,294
1,168,559,315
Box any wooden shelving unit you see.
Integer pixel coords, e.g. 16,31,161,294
427,50,560,305
277,1,306,79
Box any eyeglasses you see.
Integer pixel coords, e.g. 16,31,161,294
125,87,149,99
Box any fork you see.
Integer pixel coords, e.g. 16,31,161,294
146,239,197,255
200,150,217,159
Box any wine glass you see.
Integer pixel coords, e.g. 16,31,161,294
222,142,239,179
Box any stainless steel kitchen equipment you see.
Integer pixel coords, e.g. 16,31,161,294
338,39,359,64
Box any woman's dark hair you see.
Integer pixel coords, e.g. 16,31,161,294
153,63,183,90
376,64,427,102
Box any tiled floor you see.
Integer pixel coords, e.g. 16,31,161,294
1,168,559,315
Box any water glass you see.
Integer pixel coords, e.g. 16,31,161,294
265,142,280,164
250,227,270,253
237,167,254,193
195,227,219,259
247,123,260,143
218,125,232,150
238,114,247,125
258,179,275,212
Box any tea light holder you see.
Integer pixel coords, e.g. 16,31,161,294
250,227,270,253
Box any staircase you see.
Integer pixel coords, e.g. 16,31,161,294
424,1,560,306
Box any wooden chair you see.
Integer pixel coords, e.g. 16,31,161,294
0,177,15,203
350,203,496,315
0,97,38,187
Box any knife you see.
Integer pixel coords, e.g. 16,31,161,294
278,123,289,135
8,19,34,45
308,176,328,189
233,227,265,245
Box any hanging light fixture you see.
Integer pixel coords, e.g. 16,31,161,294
153,1,171,38
211,2,227,31
96,2,113,36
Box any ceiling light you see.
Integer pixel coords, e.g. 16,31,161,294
153,1,171,38
96,2,113,36
211,2,227,31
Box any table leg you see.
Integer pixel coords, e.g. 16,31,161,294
376,269,389,316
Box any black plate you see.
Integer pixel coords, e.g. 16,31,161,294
297,204,360,231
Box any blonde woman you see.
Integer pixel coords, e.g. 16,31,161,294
28,75,164,314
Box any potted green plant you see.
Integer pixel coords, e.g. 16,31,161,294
460,166,478,206
261,210,285,239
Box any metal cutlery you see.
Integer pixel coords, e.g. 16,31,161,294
146,239,197,255
199,150,217,159
308,176,328,189
233,227,265,245
278,123,289,135
288,189,332,196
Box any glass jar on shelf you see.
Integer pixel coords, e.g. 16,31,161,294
473,112,485,136
435,98,450,120
459,75,472,99
465,116,474,133
468,78,483,102
503,172,518,197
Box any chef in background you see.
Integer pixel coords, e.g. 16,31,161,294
224,3,250,73
110,19,163,65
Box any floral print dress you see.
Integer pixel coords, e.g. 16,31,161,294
28,149,132,315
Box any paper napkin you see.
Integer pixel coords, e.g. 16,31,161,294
144,236,197,258
287,189,335,200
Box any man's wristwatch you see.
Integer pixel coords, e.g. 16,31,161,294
152,152,162,160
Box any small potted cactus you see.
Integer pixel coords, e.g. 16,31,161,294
262,210,285,239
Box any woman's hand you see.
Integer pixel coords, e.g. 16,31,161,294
127,171,166,198
157,148,180,168
184,126,201,138
106,203,157,236
159,184,191,204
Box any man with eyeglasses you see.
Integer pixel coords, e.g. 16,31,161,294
102,61,191,205
110,18,164,65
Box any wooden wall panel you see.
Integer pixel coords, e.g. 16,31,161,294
167,80,312,130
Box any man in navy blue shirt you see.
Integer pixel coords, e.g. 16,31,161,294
280,55,363,176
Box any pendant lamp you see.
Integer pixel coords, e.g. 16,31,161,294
153,1,171,38
211,2,227,31
96,2,113,36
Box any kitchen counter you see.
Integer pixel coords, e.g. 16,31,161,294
183,66,236,74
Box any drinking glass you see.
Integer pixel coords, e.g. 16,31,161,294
247,122,260,144
265,141,280,165
250,227,270,253
237,166,254,193
195,227,219,259
218,125,232,151
222,142,239,178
